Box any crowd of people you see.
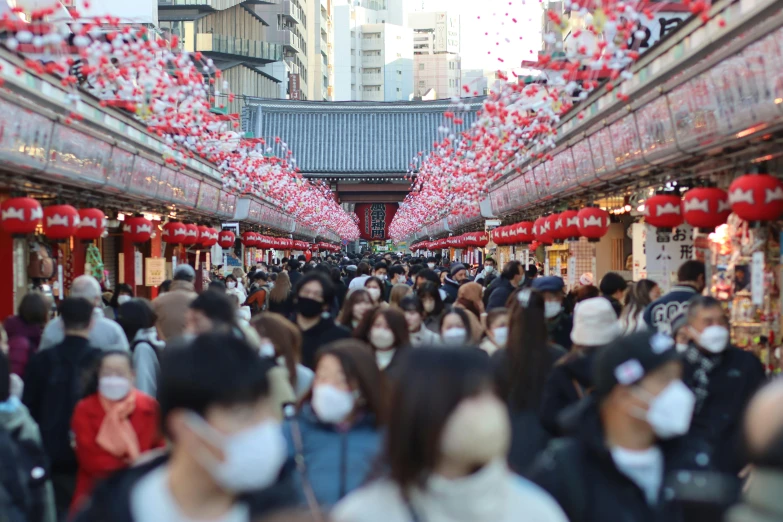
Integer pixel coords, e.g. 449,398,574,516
0,250,781,522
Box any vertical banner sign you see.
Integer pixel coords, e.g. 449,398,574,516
568,257,576,288
544,256,550,276
523,249,529,269
631,223,647,281
118,254,125,284
57,265,64,299
645,224,694,294
355,204,398,241
556,257,562,278
289,73,301,100
206,253,211,271
172,256,178,272
751,251,764,306
135,251,143,286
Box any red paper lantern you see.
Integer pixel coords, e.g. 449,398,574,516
545,213,561,243
729,174,783,223
162,221,187,244
123,216,153,244
305,250,312,262
555,210,580,241
1,197,42,236
241,231,259,247
534,216,553,245
75,208,105,241
644,194,684,230
472,232,489,247
181,224,200,246
41,205,79,241
577,206,610,242
514,222,535,244
200,226,218,248
218,230,236,249
683,187,731,231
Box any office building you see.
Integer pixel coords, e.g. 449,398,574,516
408,11,461,100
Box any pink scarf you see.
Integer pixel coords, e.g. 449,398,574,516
96,390,140,462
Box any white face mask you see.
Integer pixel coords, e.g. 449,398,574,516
370,328,396,350
484,266,495,274
634,380,696,439
311,384,356,424
367,287,382,301
377,274,387,281
259,341,276,358
116,295,132,306
544,301,562,319
99,376,132,401
187,413,286,493
492,326,509,347
442,328,467,345
396,275,406,284
428,263,436,269
227,281,237,289
423,300,435,313
694,325,729,354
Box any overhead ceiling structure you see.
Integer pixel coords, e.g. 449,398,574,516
242,97,486,204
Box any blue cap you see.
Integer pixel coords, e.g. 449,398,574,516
531,276,565,293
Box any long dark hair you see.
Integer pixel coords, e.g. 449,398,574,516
502,288,551,411
417,282,444,316
384,348,493,493
354,307,410,353
116,298,157,344
83,350,134,397
337,289,373,328
305,339,387,425
109,284,134,310
439,307,473,341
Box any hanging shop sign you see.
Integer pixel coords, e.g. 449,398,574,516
145,258,166,287
197,182,220,213
0,98,53,172
356,203,398,241
632,222,647,281
46,124,111,185
645,223,694,294
128,156,161,198
104,147,135,192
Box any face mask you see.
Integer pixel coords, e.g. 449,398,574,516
441,395,511,466
377,274,387,281
297,297,323,318
396,275,406,285
99,376,132,401
694,325,729,354
259,342,276,358
370,328,396,350
227,282,237,289
492,326,509,347
186,413,286,493
428,263,436,269
117,295,132,306
484,266,495,274
544,301,562,319
442,328,467,345
367,288,382,301
311,384,356,424
634,380,696,439
423,301,435,313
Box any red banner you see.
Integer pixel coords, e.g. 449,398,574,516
355,203,397,241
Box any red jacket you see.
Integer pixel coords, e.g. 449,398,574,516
70,390,165,513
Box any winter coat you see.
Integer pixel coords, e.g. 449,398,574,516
540,347,600,436
283,405,381,507
3,315,43,379
528,401,687,522
0,398,57,522
423,310,446,334
681,346,766,475
546,313,574,351
333,459,568,522
39,309,128,352
0,424,31,522
487,278,516,311
299,319,351,370
150,281,197,341
69,454,299,522
440,279,460,305
409,326,440,347
725,468,783,522
70,391,165,512
643,285,699,331
129,328,163,398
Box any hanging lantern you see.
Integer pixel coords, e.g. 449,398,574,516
644,194,684,230
491,227,503,245
42,205,79,241
683,187,731,232
241,231,259,248
75,208,105,241
1,197,42,236
534,216,553,245
728,174,783,224
182,223,200,246
555,209,581,241
545,213,561,243
162,221,187,244
200,226,218,248
305,249,312,262
514,221,535,243
123,215,153,244
218,230,236,249
577,206,610,242
474,232,489,247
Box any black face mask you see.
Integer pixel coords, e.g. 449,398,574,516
297,297,323,318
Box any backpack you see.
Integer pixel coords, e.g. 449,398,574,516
7,424,51,522
248,285,271,315
38,348,100,470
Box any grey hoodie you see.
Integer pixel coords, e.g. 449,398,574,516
0,399,57,522
131,328,164,398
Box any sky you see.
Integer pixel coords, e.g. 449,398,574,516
411,0,544,71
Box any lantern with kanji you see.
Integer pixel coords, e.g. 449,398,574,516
728,174,783,224
242,231,259,248
644,194,684,230
182,223,200,246
218,230,236,249
162,221,187,244
200,226,218,248
577,206,610,242
534,217,553,245
682,187,731,232
555,209,580,241
1,197,42,236
123,215,153,244
75,208,105,241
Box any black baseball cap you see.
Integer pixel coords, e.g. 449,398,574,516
593,330,682,399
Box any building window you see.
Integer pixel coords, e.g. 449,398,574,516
419,63,425,70
418,80,425,87
397,69,401,75
397,87,401,92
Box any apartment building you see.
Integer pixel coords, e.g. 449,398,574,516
408,11,461,100
307,0,333,100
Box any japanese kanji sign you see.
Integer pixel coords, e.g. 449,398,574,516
644,223,694,293
355,203,398,241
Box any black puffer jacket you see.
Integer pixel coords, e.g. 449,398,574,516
539,347,599,436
